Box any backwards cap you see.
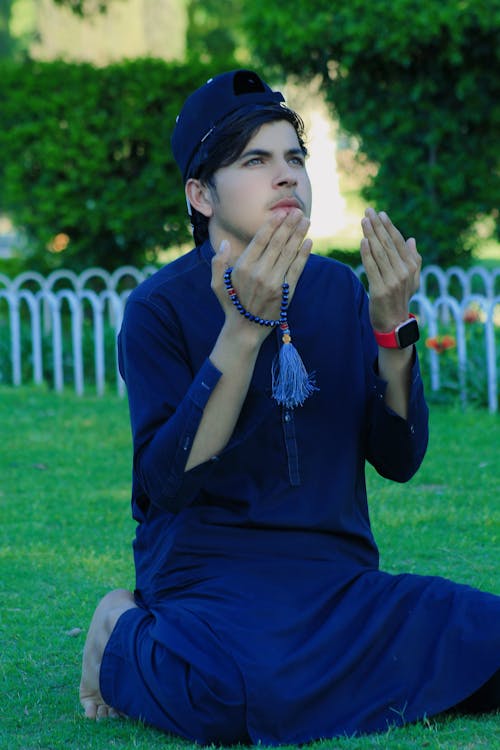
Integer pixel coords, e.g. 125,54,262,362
171,69,285,182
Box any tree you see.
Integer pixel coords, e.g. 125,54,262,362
185,0,245,68
242,0,500,265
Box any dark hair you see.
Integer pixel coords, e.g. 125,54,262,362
186,103,307,247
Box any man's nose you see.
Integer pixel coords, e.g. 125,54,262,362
273,161,298,187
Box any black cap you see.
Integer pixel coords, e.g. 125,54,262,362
171,69,285,182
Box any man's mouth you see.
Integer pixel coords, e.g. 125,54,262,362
271,197,303,212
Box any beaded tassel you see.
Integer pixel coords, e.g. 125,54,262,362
223,267,317,408
271,283,317,409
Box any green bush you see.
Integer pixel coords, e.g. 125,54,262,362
417,318,500,410
0,58,213,271
242,0,500,266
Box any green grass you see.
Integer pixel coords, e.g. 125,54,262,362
0,386,498,750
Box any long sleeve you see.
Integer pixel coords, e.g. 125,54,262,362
118,258,276,514
365,354,429,482
118,294,221,511
355,279,429,482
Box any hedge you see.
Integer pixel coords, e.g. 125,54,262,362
0,58,212,270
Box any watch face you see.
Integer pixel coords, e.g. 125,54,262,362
396,318,420,348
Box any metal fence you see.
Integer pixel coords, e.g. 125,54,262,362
1,264,499,411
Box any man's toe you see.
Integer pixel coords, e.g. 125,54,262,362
81,696,99,719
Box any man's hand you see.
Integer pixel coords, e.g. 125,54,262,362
360,207,421,332
212,208,312,337
360,207,422,419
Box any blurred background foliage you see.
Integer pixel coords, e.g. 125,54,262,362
0,0,499,272
241,0,500,267
0,0,35,59
186,0,244,68
0,57,211,270
52,0,110,14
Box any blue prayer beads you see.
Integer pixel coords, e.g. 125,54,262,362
223,267,289,328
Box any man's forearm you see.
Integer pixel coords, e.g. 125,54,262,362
184,320,266,471
377,346,414,420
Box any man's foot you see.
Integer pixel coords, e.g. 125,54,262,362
79,588,137,720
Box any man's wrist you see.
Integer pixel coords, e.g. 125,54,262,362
378,345,414,367
373,314,419,349
220,316,269,350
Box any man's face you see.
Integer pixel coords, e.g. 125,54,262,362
206,119,312,257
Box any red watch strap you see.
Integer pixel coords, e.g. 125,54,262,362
373,314,416,348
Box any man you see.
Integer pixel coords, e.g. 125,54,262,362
80,70,500,744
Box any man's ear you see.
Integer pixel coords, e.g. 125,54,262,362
185,179,214,218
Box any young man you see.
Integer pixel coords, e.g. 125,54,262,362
80,70,500,744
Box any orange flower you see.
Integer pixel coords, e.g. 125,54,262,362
425,335,456,353
48,232,70,253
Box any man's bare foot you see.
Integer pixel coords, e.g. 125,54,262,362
79,588,137,720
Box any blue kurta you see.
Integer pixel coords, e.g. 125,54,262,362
100,240,500,744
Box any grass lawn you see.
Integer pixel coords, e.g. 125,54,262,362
0,386,498,750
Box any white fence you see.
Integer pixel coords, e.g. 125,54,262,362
1,264,499,411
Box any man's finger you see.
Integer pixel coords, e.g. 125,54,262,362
271,213,311,277
263,209,310,270
238,209,290,265
378,211,417,265
360,236,383,287
244,207,308,267
361,215,395,277
363,209,415,282
282,237,313,292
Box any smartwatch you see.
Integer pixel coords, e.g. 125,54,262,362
373,314,419,349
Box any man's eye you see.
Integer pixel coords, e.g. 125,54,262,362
290,156,305,166
244,157,263,166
